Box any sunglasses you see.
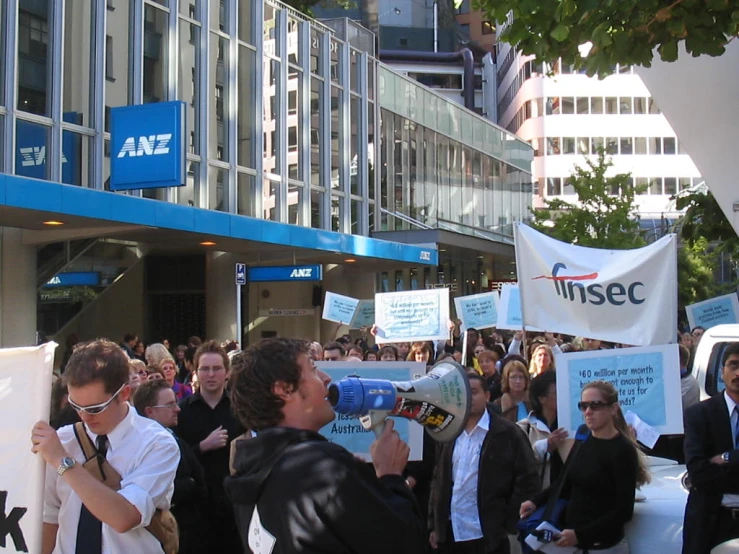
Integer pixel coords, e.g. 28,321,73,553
577,400,613,412
68,383,127,415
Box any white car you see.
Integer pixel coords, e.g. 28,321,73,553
624,324,739,554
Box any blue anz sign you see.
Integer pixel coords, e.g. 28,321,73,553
44,272,101,288
110,101,186,191
248,265,323,282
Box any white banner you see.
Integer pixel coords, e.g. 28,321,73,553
374,288,450,344
0,343,56,554
514,223,677,346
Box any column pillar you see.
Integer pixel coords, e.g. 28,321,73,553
0,227,37,347
205,251,239,344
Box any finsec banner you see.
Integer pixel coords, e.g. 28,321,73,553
514,223,677,346
0,343,56,554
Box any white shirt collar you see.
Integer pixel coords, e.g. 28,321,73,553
724,391,737,418
474,409,490,433
86,403,134,453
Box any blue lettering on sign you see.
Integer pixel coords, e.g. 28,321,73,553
16,113,80,185
533,263,645,306
248,265,323,282
110,101,186,191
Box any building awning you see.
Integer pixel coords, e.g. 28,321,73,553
0,174,437,269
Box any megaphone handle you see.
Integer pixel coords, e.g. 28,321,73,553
360,411,388,438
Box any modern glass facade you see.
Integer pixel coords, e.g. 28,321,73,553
1,0,532,240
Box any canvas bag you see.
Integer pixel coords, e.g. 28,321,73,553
73,423,180,554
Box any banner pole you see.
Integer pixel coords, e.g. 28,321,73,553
513,222,529,360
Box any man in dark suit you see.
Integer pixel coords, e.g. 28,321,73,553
684,342,739,554
429,373,539,554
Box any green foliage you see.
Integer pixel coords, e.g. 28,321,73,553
529,150,646,249
676,190,739,257
676,238,727,309
476,0,739,78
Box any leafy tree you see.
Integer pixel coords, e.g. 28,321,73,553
478,0,739,77
676,237,726,309
529,150,646,249
676,189,739,257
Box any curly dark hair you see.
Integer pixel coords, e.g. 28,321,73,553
229,338,311,430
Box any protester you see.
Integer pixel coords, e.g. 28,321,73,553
32,339,180,553
429,372,539,554
473,344,487,358
679,344,700,413
347,344,364,359
146,343,173,368
396,342,411,360
407,341,433,364
128,362,142,392
322,341,345,361
175,345,188,381
176,341,245,554
225,338,426,553
158,358,193,400
520,380,649,552
517,371,568,489
133,340,147,362
478,350,502,402
493,360,532,423
683,343,739,553
119,333,137,359
379,344,400,361
308,341,323,362
691,326,705,346
529,344,556,376
364,349,378,361
133,380,208,554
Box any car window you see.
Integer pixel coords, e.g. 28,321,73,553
706,342,731,396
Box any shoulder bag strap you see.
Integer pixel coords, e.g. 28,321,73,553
541,425,590,521
73,422,98,461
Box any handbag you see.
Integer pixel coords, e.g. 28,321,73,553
517,424,590,553
73,423,180,554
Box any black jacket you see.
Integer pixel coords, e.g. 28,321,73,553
225,427,427,554
171,434,208,526
683,393,739,554
429,408,540,551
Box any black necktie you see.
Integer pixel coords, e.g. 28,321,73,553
76,435,107,554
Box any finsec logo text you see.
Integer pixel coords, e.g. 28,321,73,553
533,262,645,306
117,134,172,158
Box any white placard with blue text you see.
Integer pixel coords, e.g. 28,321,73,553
374,288,450,343
454,291,499,331
686,293,739,331
349,299,375,329
322,292,360,325
496,284,543,331
316,361,426,461
555,344,683,436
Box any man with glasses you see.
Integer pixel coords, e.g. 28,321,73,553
684,342,739,554
30,339,180,554
175,340,244,554
134,380,207,554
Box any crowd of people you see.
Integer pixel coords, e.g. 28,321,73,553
32,321,738,554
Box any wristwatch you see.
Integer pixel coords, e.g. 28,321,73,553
57,457,77,476
723,452,731,463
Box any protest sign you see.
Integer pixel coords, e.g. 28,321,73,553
454,292,499,331
316,361,426,461
374,288,450,343
349,299,375,329
515,223,677,346
322,292,360,325
686,293,739,330
0,342,56,554
555,344,683,437
496,284,543,331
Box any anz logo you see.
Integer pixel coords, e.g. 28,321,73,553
116,134,172,158
419,251,432,261
19,147,68,167
290,268,313,278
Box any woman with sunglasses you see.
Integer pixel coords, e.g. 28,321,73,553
520,381,650,553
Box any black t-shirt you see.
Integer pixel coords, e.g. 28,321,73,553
534,432,638,549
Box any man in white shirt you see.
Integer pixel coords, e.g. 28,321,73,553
429,373,539,554
31,339,180,554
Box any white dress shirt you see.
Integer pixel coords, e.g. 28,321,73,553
43,405,180,553
722,392,739,507
450,409,489,542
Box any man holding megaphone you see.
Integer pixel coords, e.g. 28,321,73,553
224,338,427,554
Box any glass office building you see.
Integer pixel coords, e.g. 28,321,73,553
2,0,531,236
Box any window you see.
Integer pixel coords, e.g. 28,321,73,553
634,98,647,114
561,97,575,114
215,85,224,121
663,137,677,154
649,98,660,114
634,137,647,154
576,97,588,114
18,11,49,59
563,178,575,195
105,36,114,80
546,137,560,155
649,177,663,195
591,137,604,154
547,177,562,196
482,21,494,35
649,137,662,155
455,0,470,13
620,137,633,155
606,137,618,154
577,137,589,154
398,37,408,48
664,177,677,195
635,177,649,194
591,97,604,114
547,97,560,115
679,177,692,190
605,97,618,114
562,137,576,154
619,97,633,114
460,24,470,36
